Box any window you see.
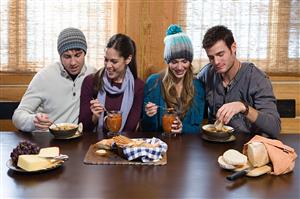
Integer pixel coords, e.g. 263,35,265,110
184,0,300,74
288,0,300,59
0,0,114,72
0,0,9,66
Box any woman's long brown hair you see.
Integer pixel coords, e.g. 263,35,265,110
92,34,137,98
162,64,195,119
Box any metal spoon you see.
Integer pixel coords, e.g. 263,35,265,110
50,122,60,130
92,98,107,112
144,102,172,111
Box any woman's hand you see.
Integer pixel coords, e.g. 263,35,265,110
33,113,53,131
90,99,106,123
145,102,158,117
171,117,183,134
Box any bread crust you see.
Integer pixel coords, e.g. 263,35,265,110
247,142,270,167
247,165,272,177
95,139,114,150
223,149,248,166
217,156,236,170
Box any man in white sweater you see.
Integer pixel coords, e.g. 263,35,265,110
13,27,96,132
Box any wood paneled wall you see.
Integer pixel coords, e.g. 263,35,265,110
270,76,300,117
117,0,184,80
269,75,300,133
0,72,34,131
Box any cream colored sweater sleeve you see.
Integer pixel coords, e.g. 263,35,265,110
12,71,44,132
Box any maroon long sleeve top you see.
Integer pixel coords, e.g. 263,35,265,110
79,74,145,132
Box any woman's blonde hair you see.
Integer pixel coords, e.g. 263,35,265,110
162,64,195,119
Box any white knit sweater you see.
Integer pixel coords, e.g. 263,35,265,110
12,62,96,132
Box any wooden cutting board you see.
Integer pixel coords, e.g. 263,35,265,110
83,144,167,165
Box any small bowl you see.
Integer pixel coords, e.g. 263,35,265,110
49,123,78,139
202,124,234,140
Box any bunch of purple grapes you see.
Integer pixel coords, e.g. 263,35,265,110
10,140,40,166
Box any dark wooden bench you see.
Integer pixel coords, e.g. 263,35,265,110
0,101,19,119
277,99,295,118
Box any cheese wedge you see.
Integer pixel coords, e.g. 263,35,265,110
38,147,60,158
247,142,269,167
17,155,51,171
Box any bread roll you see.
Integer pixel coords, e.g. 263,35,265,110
223,149,248,166
217,156,236,170
247,165,272,177
247,141,269,167
95,139,114,150
234,161,251,171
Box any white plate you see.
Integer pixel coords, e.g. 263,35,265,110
6,159,64,173
54,130,82,140
201,134,236,143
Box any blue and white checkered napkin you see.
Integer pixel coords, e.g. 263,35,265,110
121,137,168,162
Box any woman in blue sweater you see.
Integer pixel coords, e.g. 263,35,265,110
142,24,205,134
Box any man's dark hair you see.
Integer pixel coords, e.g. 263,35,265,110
202,25,235,50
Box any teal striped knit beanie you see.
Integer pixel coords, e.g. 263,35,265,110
164,24,193,64
57,27,87,55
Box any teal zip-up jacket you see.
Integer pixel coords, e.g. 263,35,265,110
141,73,205,134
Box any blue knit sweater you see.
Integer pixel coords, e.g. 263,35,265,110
141,73,205,134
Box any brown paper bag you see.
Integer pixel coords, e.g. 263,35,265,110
243,135,297,175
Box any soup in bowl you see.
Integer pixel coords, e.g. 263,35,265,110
202,124,234,140
49,123,78,139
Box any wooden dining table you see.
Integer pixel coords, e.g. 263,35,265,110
1,130,299,199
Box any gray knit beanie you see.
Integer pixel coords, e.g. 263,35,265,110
57,27,87,55
164,24,193,64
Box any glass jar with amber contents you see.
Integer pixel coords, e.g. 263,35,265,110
105,110,122,137
162,108,177,136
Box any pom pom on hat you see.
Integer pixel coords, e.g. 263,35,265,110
166,24,183,36
164,24,193,64
57,27,87,55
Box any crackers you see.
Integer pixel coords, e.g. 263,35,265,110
113,135,133,147
112,135,159,148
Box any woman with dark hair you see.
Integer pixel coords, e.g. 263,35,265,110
142,25,205,134
79,34,145,133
